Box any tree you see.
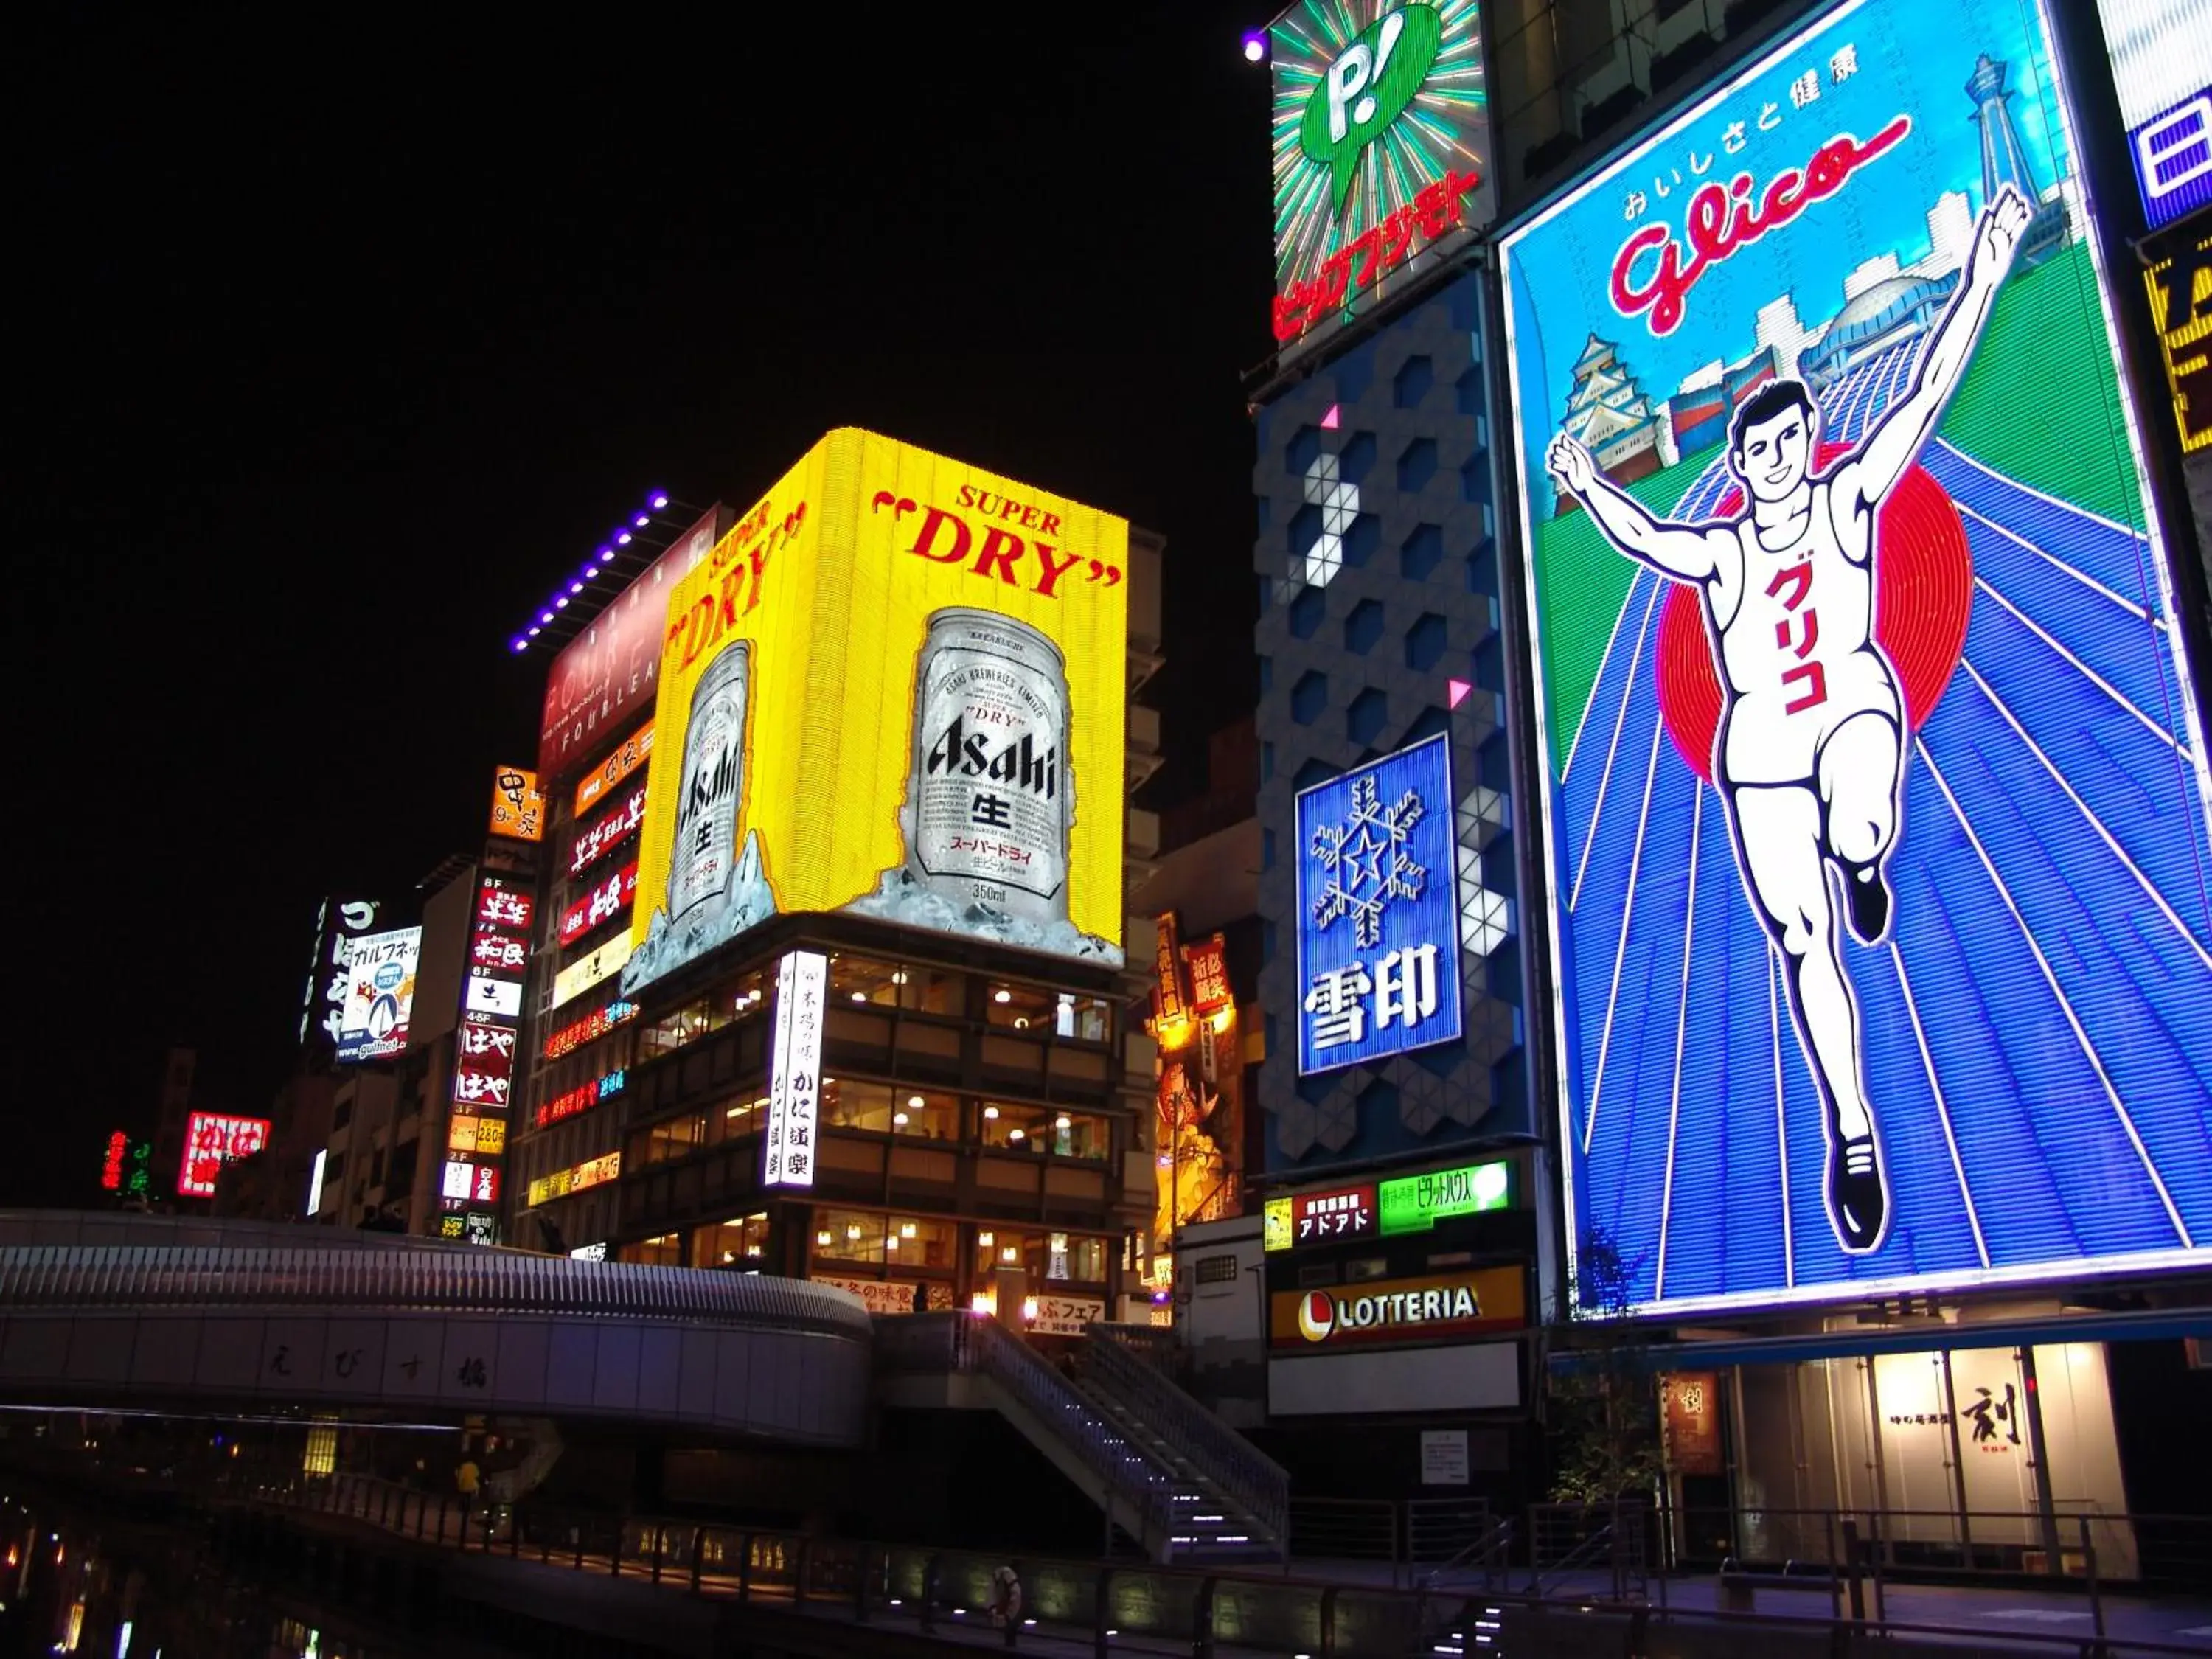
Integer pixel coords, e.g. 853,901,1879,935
1544,1225,1663,1505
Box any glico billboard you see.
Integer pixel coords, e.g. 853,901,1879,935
1500,0,2212,1315
622,429,1128,996
1270,0,1495,356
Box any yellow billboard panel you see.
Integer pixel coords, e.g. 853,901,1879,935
626,429,1127,992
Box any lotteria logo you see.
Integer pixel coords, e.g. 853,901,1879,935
1297,1281,1484,1343
1300,4,1444,214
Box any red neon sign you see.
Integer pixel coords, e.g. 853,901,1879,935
543,999,639,1061
560,861,638,946
178,1113,271,1199
100,1130,127,1191
476,881,534,933
569,785,647,877
1273,169,1483,344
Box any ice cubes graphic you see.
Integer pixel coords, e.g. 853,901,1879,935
620,831,1125,994
845,866,1122,966
620,829,779,994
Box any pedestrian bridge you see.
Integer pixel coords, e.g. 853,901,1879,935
0,1211,871,1445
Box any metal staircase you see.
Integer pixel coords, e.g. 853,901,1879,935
872,1312,1286,1565
1066,1332,1286,1563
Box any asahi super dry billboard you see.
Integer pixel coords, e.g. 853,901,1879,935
624,431,1128,993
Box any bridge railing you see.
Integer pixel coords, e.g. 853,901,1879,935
0,1243,874,1339
221,1466,2212,1659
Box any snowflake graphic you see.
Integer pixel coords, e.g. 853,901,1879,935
1310,773,1427,948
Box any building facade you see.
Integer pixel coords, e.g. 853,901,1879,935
499,439,1165,1335
1251,0,1543,1501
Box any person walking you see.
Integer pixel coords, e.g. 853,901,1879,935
989,1562,1023,1647
455,1454,481,1543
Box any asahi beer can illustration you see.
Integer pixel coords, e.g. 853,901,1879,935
670,638,750,921
905,608,1071,922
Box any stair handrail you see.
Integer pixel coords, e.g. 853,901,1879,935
885,1312,1177,1544
1416,1515,1514,1590
1528,1521,1616,1599
1074,1328,1289,1548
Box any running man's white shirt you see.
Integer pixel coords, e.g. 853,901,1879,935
1712,474,1902,787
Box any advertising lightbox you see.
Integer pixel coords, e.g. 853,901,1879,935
569,784,647,877
2093,0,2212,229
2146,224,2212,455
1270,1265,1524,1348
622,430,1129,996
178,1113,271,1198
1377,1158,1511,1234
575,722,653,816
1270,0,1496,355
488,765,546,843
763,948,827,1188
333,926,422,1063
1294,734,1464,1074
540,506,725,777
560,861,637,945
1500,0,2212,1315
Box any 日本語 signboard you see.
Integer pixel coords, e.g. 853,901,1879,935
487,765,546,843
1270,0,1495,353
2145,225,2212,454
445,874,529,1243
1294,734,1464,1074
332,926,422,1064
1500,0,2212,1315
763,949,827,1188
1377,1158,1511,1234
178,1113,270,1198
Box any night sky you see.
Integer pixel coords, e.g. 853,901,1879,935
16,7,1274,1206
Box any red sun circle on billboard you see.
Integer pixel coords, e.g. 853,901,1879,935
1656,446,1972,782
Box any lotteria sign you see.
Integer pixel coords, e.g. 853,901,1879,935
1270,1265,1525,1348
1500,0,2212,1317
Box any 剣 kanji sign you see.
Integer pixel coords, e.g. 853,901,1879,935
1294,733,1464,1074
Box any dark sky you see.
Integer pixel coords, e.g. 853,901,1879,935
16,7,1275,1205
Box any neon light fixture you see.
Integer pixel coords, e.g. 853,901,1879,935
509,486,681,650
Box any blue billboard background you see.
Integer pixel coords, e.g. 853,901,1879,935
1295,734,1467,1075
1501,0,2212,1313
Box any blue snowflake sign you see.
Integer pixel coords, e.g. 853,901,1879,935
1295,734,1464,1075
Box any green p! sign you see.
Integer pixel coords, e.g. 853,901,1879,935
1378,1159,1511,1235
1299,4,1444,215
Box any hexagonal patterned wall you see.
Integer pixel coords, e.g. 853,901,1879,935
1253,271,1528,1175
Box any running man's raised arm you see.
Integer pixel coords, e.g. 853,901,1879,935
1845,184,2032,509
1546,433,1718,582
